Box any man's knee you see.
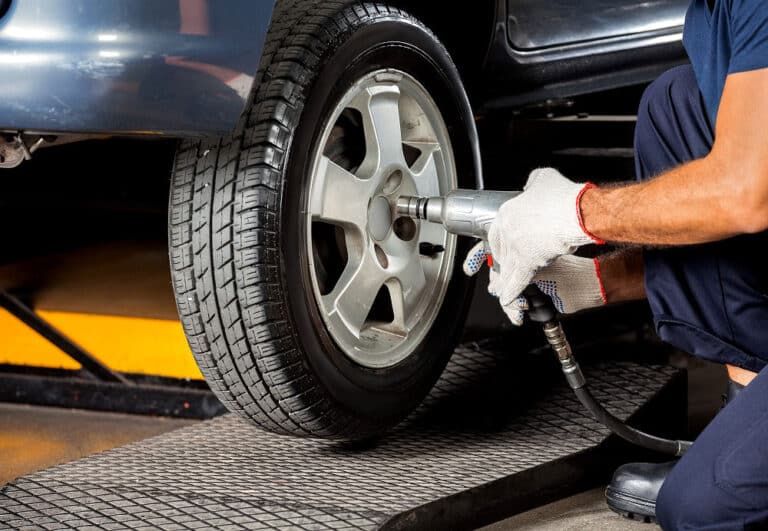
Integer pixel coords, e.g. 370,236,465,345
637,66,700,126
656,462,723,530
634,65,713,180
656,448,768,530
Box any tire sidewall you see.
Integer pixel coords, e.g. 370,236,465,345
281,15,478,421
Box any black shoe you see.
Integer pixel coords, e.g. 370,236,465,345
605,461,674,523
606,378,745,523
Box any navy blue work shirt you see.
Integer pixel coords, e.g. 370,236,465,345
683,0,768,126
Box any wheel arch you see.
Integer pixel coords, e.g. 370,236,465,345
386,0,498,100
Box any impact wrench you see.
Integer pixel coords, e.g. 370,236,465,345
397,190,693,457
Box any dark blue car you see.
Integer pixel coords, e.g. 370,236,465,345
0,0,688,438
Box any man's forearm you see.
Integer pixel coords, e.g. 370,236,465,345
580,70,768,246
581,156,760,245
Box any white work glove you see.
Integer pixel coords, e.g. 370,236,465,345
463,243,607,325
486,168,603,320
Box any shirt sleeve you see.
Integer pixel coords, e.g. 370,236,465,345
728,0,768,74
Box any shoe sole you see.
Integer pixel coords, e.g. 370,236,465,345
605,487,658,524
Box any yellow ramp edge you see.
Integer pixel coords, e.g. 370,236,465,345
0,308,203,380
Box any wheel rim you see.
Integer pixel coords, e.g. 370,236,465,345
305,69,457,369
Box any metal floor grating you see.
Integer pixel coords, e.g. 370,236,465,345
0,341,682,530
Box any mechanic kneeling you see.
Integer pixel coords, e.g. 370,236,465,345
470,0,768,527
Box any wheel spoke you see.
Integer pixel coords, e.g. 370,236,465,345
390,255,427,333
350,85,405,178
323,252,386,337
310,155,370,230
405,141,443,197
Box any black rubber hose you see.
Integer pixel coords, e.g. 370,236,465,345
572,385,693,457
523,284,694,456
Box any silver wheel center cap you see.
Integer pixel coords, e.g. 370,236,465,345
368,196,392,241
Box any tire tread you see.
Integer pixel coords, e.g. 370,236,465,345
169,0,444,437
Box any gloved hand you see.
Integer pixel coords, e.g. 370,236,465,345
464,242,607,325
486,168,604,319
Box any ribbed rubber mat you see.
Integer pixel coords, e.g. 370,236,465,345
0,342,678,530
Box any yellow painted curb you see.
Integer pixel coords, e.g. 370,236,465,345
0,308,203,380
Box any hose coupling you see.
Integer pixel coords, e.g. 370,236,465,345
543,322,572,362
543,322,586,390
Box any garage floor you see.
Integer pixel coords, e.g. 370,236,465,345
484,488,650,530
0,403,643,530
0,403,192,486
2,353,723,530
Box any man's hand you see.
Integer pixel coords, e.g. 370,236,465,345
484,168,603,317
525,255,607,314
463,243,607,325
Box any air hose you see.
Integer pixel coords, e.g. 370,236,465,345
525,286,693,457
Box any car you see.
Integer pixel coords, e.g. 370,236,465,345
0,0,689,439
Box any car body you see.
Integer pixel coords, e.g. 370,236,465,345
0,0,688,137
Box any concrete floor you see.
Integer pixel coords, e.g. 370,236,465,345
483,488,653,530
0,403,192,485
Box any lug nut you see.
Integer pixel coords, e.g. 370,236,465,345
419,242,445,257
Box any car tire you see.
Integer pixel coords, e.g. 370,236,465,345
169,0,481,439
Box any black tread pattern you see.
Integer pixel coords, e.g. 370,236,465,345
0,360,679,529
169,1,433,437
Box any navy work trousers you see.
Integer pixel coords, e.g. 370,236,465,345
634,65,768,529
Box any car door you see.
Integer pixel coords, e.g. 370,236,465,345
507,0,689,50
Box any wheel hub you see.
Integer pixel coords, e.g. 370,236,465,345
368,196,392,241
